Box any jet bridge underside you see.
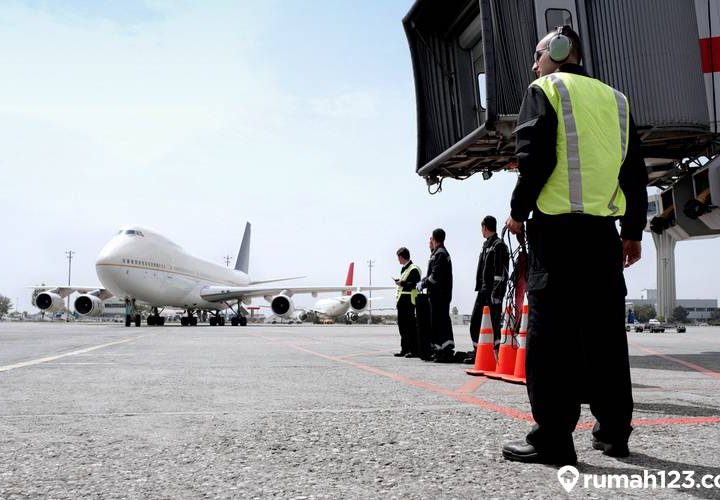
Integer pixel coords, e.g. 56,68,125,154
404,0,719,189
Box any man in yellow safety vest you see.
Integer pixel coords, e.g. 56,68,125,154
503,25,648,466
394,247,421,357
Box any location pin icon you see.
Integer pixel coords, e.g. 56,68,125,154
557,465,579,493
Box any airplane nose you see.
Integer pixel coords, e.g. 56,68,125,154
96,238,125,266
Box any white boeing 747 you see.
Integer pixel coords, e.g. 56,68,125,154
33,224,390,327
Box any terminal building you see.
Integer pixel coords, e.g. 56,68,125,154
626,289,718,321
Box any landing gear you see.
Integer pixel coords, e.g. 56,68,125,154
147,307,165,326
223,300,248,326
209,312,225,326
180,310,198,326
134,314,141,327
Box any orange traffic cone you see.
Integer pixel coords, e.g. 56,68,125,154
486,306,519,379
466,306,497,376
502,303,528,384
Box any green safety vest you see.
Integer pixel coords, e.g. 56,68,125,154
396,264,420,305
532,72,630,217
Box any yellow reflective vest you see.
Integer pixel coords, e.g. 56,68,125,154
396,263,420,305
532,72,630,216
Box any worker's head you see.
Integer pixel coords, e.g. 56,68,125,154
533,25,582,77
481,215,497,238
430,228,446,249
396,247,410,264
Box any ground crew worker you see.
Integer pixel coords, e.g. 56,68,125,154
466,215,509,364
394,247,421,357
419,228,455,362
502,25,648,466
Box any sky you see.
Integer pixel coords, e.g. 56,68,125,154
1,0,719,316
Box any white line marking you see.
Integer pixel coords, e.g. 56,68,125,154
0,337,140,373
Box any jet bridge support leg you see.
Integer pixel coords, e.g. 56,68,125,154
652,232,677,322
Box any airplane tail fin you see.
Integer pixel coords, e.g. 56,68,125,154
235,222,251,274
343,262,354,296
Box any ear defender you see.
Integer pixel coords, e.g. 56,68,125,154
548,26,572,62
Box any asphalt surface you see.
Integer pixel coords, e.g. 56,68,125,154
1,321,719,499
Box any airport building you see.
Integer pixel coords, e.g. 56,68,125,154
627,289,718,321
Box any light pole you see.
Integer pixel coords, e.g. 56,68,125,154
366,259,374,324
65,250,74,322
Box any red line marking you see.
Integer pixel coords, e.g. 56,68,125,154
453,377,489,395
282,341,534,422
252,334,720,428
631,343,720,379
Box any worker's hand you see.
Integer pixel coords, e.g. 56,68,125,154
505,216,524,236
622,239,642,268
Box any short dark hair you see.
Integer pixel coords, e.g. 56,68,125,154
396,247,410,260
481,215,497,232
432,228,446,243
552,25,583,63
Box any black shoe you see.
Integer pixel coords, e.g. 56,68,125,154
463,351,476,365
404,352,418,358
393,351,408,357
433,350,454,363
592,438,629,458
502,440,577,466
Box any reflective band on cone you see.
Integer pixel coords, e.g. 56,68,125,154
486,306,519,379
501,303,528,384
466,305,497,376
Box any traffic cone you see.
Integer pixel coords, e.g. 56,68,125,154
486,306,519,379
501,303,528,384
466,306,497,376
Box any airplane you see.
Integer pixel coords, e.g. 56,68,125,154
300,262,382,323
32,223,391,327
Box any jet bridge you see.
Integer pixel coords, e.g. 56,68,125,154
404,0,720,320
403,0,719,188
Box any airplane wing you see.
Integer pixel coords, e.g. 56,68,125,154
29,285,114,300
249,276,306,285
200,285,393,303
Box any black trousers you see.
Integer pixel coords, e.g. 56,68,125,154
396,297,417,353
469,292,503,347
524,215,633,451
429,295,454,351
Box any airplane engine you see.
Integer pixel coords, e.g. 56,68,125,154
74,294,105,316
270,295,295,318
35,292,65,312
346,311,359,323
349,292,368,312
294,311,308,322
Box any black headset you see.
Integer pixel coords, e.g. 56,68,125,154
548,25,572,62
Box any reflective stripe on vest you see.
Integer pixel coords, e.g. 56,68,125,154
532,72,629,217
396,264,420,305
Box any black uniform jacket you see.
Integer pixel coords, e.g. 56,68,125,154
510,63,648,241
421,246,453,300
475,233,510,302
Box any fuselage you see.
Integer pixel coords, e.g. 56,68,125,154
312,296,351,318
95,226,249,310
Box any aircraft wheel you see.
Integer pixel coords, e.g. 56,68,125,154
134,314,141,327
180,317,189,326
231,317,239,326
190,316,198,326
219,317,225,326
158,316,165,326
148,315,156,326
239,316,247,326
209,317,217,326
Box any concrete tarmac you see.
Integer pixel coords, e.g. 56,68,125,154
1,321,719,499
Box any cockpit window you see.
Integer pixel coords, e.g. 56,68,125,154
123,230,145,237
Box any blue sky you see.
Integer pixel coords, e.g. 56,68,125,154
1,0,719,315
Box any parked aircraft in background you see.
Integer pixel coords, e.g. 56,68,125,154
298,262,380,323
32,223,390,327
